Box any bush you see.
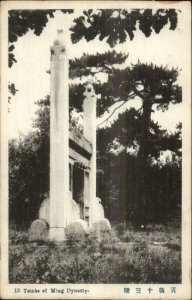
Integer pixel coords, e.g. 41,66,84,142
9,225,181,284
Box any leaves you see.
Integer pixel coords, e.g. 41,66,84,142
107,63,181,106
8,9,73,67
8,82,19,105
97,108,182,161
71,9,179,46
69,50,128,79
8,82,18,96
9,227,181,283
8,8,179,68
9,98,50,224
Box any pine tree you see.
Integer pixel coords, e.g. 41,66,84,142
97,63,181,225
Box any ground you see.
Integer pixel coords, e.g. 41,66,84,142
9,223,181,284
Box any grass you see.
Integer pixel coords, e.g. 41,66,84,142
9,223,181,284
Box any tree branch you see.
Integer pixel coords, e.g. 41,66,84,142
97,93,136,127
132,85,145,99
136,105,143,113
100,65,113,73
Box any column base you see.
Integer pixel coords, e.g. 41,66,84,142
49,227,66,241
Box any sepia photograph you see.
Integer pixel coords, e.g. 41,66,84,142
1,1,191,299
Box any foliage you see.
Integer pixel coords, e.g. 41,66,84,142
8,9,73,67
8,82,18,105
97,150,181,224
97,109,181,159
9,91,182,225
8,9,178,68
70,13,182,226
71,9,178,46
69,50,128,79
106,63,181,105
9,98,50,224
68,50,130,118
9,225,181,284
69,60,181,120
32,96,50,138
96,63,181,226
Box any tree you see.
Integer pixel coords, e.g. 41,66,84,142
96,63,181,225
69,10,182,225
97,109,182,224
68,54,182,187
9,97,50,224
68,50,128,114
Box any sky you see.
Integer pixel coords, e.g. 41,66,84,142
8,9,184,139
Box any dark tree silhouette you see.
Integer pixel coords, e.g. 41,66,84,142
103,63,181,225
68,50,128,114
97,109,181,224
8,9,179,67
9,96,50,224
70,9,178,46
8,82,18,106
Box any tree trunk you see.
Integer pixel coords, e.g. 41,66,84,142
136,98,153,227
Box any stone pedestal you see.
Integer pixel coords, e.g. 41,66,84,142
29,219,49,241
67,219,88,239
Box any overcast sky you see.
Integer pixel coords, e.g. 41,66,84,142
8,9,184,139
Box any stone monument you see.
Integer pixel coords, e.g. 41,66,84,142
29,31,110,241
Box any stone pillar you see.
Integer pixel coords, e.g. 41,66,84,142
83,83,97,226
49,32,69,240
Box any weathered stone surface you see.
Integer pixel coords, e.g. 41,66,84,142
92,218,111,233
67,219,88,239
39,193,49,223
66,192,80,226
28,219,49,241
83,82,97,226
49,34,69,237
92,197,105,223
49,227,66,241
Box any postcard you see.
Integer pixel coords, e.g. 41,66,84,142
1,1,191,299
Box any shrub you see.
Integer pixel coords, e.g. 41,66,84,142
9,225,181,284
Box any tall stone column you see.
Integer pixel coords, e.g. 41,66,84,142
83,83,97,226
49,33,69,240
